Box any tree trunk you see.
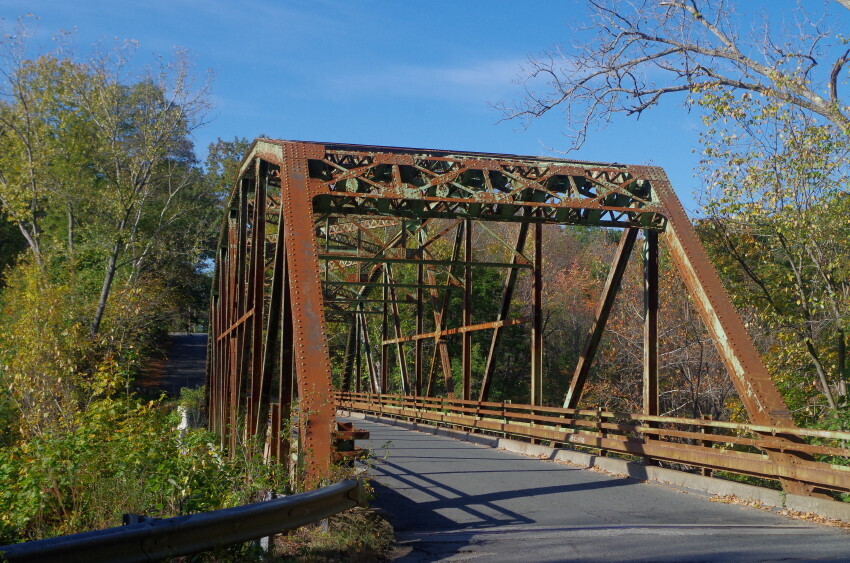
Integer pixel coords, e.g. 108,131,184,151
839,329,847,392
16,221,42,267
805,339,838,411
90,239,122,337
67,205,74,273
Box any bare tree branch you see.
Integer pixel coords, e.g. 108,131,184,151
498,0,850,149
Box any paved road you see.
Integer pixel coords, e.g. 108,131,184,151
160,333,207,396
352,418,850,562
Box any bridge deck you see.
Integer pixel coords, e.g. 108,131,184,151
350,417,849,562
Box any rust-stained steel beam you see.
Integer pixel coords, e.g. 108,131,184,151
382,318,528,345
564,228,639,408
357,309,380,393
479,221,530,402
531,216,543,406
247,161,267,439
380,269,389,394
318,254,531,269
355,313,362,394
415,231,424,396
462,219,472,401
280,154,335,484
640,167,816,496
275,252,294,465
643,229,659,416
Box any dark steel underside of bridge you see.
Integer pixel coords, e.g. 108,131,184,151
207,139,850,496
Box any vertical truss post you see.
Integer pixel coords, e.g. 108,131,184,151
208,294,217,434
462,219,473,401
355,312,362,394
531,218,543,406
356,230,364,394
643,229,659,416
222,195,237,449
224,205,238,449
564,228,639,408
359,309,380,393
479,222,530,402
268,403,280,461
248,162,267,439
230,178,250,452
341,321,356,392
381,268,389,393
278,152,335,485
254,169,285,441
415,232,424,396
209,247,222,436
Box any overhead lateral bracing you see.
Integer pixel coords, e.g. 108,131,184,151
208,139,834,496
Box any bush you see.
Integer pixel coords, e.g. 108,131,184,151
0,392,289,543
0,261,288,543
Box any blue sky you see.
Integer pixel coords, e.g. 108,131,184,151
2,1,848,213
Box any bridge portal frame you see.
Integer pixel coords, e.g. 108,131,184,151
208,139,817,494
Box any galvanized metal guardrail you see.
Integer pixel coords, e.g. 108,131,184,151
0,479,363,562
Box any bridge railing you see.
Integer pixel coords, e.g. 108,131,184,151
337,392,850,494
0,479,364,563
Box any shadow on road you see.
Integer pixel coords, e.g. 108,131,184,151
372,456,636,533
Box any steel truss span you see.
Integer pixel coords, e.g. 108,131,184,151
208,139,848,495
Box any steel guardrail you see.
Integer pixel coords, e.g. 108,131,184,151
337,392,850,493
0,479,363,562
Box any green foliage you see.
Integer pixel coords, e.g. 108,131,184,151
698,90,850,421
0,259,87,439
0,23,263,544
0,25,215,337
0,392,287,543
205,136,253,200
0,256,289,543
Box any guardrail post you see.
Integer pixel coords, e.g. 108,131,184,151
701,415,713,477
597,407,608,457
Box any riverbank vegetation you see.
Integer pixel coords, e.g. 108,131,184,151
0,23,269,543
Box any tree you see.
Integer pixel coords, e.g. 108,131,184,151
205,136,252,200
698,92,850,416
499,0,850,149
0,48,78,263
78,46,212,335
0,24,213,336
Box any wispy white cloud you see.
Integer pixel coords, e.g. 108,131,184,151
319,58,526,104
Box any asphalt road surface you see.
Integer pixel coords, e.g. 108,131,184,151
352,417,850,562
160,333,207,396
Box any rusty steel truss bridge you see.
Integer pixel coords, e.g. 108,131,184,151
207,139,850,497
